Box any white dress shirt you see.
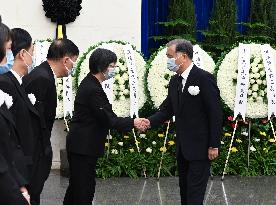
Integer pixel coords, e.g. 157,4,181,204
10,69,23,85
180,62,194,92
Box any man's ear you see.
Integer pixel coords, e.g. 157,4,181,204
17,49,25,60
62,56,70,64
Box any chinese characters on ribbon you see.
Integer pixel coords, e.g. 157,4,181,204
193,45,203,69
261,44,276,120
234,43,251,120
123,44,139,118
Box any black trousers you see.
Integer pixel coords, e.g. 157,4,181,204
177,151,210,205
28,149,52,205
63,152,98,205
0,171,29,205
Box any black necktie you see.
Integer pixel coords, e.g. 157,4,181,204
177,76,183,106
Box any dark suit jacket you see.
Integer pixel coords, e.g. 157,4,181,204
0,105,28,188
149,65,223,160
0,71,41,171
67,73,134,157
23,61,57,157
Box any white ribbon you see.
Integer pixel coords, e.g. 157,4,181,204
33,41,51,67
123,44,139,118
234,43,251,121
261,44,276,120
193,44,204,69
100,44,114,105
63,76,73,118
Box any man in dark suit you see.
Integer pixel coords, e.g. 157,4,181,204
143,39,223,205
0,54,30,205
0,28,42,204
23,39,79,205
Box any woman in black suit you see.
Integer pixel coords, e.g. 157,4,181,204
63,48,146,205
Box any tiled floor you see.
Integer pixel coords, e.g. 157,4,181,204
41,171,276,205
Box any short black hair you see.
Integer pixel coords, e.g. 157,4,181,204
0,16,11,61
89,48,117,74
11,28,32,57
47,39,79,60
167,39,193,59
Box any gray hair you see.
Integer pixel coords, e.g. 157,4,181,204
166,39,193,59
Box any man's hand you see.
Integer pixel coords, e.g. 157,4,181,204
20,187,30,204
134,118,150,132
208,148,219,160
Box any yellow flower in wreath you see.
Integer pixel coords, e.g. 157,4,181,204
124,135,130,139
224,133,231,137
129,148,135,153
105,143,109,147
230,147,238,153
158,133,165,138
160,147,167,152
168,141,175,146
268,138,276,143
259,131,266,137
236,139,242,143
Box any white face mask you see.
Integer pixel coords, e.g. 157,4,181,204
103,67,116,80
23,50,34,73
167,56,183,72
65,58,77,77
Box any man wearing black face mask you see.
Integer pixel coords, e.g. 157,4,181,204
22,38,79,205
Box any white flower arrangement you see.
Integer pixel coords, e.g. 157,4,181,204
217,43,276,118
111,149,118,155
146,147,152,153
28,93,36,105
118,142,123,146
76,41,147,117
147,45,215,108
250,145,256,152
55,78,64,119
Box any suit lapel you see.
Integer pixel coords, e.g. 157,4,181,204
0,105,16,127
6,72,39,117
178,66,199,114
170,76,180,113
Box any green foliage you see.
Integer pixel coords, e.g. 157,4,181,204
200,0,237,61
151,0,196,48
237,0,276,44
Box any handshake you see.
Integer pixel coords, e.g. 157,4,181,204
134,118,151,132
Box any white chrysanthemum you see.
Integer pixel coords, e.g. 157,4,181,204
111,149,118,154
76,42,146,117
146,147,152,153
147,45,215,108
217,43,276,118
55,78,64,119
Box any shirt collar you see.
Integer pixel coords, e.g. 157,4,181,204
180,62,193,80
49,65,57,80
10,69,23,85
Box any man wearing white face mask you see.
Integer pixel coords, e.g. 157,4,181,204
140,39,223,205
0,28,42,201
0,17,14,74
23,38,79,205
